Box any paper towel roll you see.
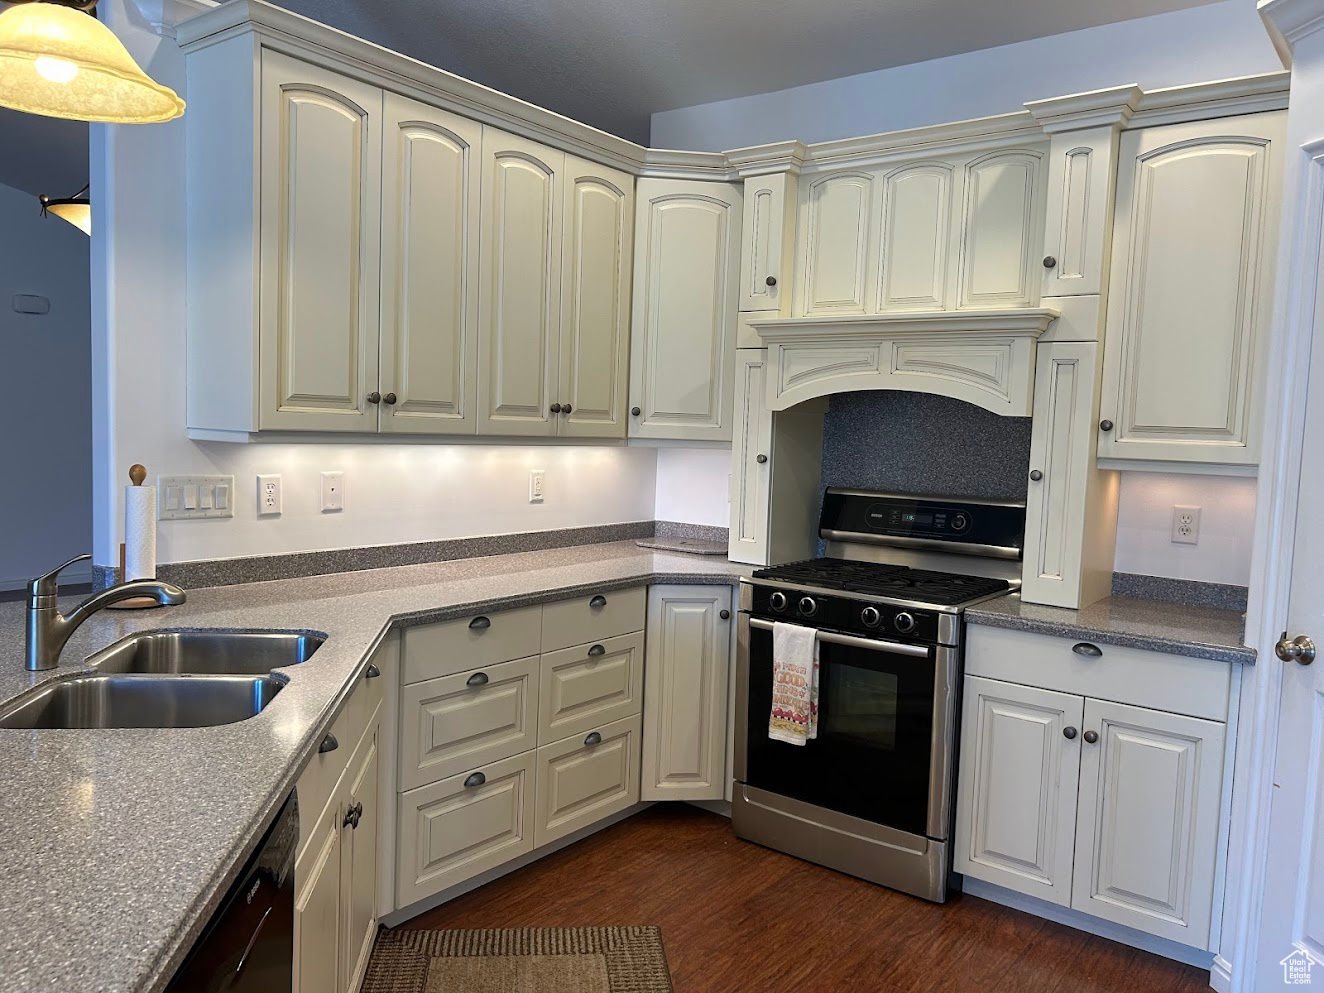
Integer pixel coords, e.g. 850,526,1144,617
124,485,157,581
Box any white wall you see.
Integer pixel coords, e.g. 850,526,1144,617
0,180,92,587
651,0,1283,150
91,1,657,569
655,449,730,527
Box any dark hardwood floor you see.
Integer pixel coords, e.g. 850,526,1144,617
402,805,1212,993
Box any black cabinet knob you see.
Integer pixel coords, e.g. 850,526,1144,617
464,772,486,788
343,801,363,829
469,615,491,630
719,609,730,620
765,275,777,287
364,663,381,679
631,406,641,417
1083,730,1099,744
755,454,768,464
562,403,572,414
589,595,607,609
588,644,606,657
367,391,381,404
1029,469,1043,481
1063,726,1078,740
1072,642,1103,658
318,733,338,754
383,392,397,405
1100,419,1114,432
1043,256,1057,269
466,671,490,687
550,402,562,413
584,731,603,747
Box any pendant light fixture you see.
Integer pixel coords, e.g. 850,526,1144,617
39,183,90,234
0,0,184,123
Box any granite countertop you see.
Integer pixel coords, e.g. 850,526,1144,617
965,593,1256,665
0,541,748,993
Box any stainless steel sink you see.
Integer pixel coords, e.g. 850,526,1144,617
0,673,285,729
91,630,324,676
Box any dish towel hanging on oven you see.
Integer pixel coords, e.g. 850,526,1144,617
769,621,819,745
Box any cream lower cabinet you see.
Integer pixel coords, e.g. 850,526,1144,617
641,585,735,800
535,714,642,846
955,627,1231,950
1098,112,1284,468
628,179,742,441
294,655,386,993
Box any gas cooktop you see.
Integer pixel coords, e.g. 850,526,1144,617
751,558,1012,608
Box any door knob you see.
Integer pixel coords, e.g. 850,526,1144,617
1029,469,1043,481
1043,256,1057,269
367,391,381,404
1063,726,1078,740
765,275,777,287
562,403,572,414
1277,632,1317,665
382,392,397,405
1083,730,1099,744
631,406,641,416
550,403,562,413
1100,419,1114,432
756,454,768,464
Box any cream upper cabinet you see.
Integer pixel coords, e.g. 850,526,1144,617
258,51,383,433
1040,128,1119,299
641,584,734,801
1072,699,1226,945
740,172,797,313
1098,112,1284,467
796,171,875,316
558,156,635,439
477,131,565,437
378,94,481,435
1021,341,1117,610
957,149,1045,309
628,178,742,441
954,676,1084,907
876,162,956,311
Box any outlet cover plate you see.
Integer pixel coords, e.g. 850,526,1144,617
321,471,345,512
1171,505,1201,545
257,474,282,516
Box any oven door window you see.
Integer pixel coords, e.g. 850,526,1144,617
744,624,936,836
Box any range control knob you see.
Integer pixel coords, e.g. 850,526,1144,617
798,596,819,618
951,513,969,532
768,591,788,612
893,611,917,634
860,606,882,628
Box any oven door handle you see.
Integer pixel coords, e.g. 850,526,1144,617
747,617,931,658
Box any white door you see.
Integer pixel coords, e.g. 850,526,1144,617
953,676,1083,907
340,724,380,993
728,349,771,565
957,149,1045,309
1098,112,1284,466
628,178,741,441
558,155,634,439
294,802,343,993
1072,698,1225,947
641,584,734,800
740,172,794,313
795,170,875,316
258,51,382,433
477,130,564,436
378,93,481,435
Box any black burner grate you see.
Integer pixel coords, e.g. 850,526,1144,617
752,558,1011,607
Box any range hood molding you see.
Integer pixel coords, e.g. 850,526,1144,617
750,308,1058,417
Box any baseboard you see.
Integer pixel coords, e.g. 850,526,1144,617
962,878,1216,971
1209,954,1233,993
382,802,654,927
686,798,732,818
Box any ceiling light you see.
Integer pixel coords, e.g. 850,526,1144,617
39,183,90,234
0,0,184,123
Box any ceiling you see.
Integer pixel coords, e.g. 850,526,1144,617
282,0,1225,142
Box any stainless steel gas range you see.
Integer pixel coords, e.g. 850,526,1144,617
733,488,1024,903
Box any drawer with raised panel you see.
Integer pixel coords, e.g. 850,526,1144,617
538,632,644,744
534,714,642,847
399,655,540,791
396,751,536,906
540,586,645,652
965,624,1232,722
403,605,542,684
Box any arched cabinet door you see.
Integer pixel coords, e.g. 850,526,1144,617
258,51,383,433
628,178,742,442
477,130,564,437
378,93,481,436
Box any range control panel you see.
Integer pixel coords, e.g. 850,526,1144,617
820,489,1025,553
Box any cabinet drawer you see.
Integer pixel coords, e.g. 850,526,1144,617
534,714,641,847
395,751,536,907
403,605,542,684
399,655,540,791
538,632,643,744
541,586,645,652
965,624,1232,722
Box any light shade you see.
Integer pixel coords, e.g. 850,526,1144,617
40,191,91,234
0,2,184,123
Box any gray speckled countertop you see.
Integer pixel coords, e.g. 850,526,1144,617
965,593,1256,665
0,541,748,993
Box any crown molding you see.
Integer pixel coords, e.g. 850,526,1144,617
723,140,808,178
1126,71,1290,128
1260,0,1324,66
1025,84,1143,133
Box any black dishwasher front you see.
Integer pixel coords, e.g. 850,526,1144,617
165,791,297,993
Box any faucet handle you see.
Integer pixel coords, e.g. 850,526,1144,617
29,554,93,600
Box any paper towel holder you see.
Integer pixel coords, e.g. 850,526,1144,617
110,463,168,610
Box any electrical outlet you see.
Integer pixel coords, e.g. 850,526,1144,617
320,471,345,512
257,474,282,516
529,469,545,503
1171,505,1201,545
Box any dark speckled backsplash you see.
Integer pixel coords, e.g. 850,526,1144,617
818,391,1033,502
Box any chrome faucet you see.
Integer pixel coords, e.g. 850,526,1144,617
25,554,186,671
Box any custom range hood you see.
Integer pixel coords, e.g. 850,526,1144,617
748,308,1058,417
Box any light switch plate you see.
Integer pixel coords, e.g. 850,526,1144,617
158,475,236,520
529,469,545,503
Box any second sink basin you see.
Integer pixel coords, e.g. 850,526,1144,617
0,674,284,730
92,630,325,676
